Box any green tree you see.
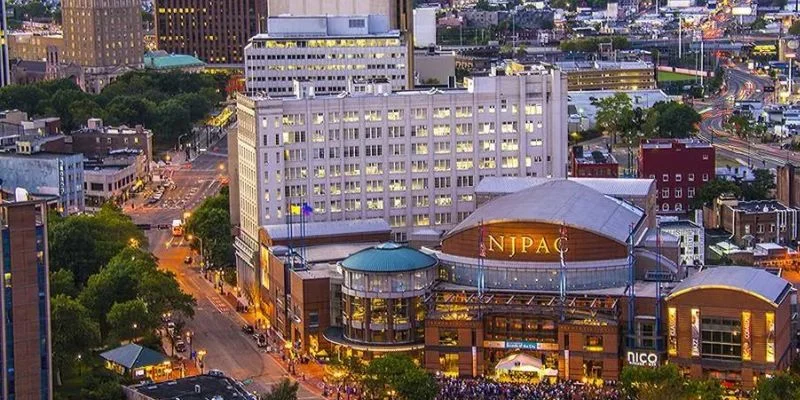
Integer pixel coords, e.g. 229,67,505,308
107,299,156,342
261,378,299,400
753,372,800,400
750,17,767,31
185,191,234,268
726,114,765,140
621,364,721,400
594,92,634,144
50,269,78,298
363,354,438,400
742,169,776,201
643,101,701,139
0,84,48,114
691,178,742,209
51,295,101,386
67,98,106,126
327,356,366,394
789,20,800,36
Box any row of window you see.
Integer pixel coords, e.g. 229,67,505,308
650,172,710,182
660,187,696,199
274,105,543,126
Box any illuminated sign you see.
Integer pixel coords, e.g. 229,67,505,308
487,234,566,258
668,307,677,356
742,311,752,361
483,340,559,351
691,308,700,357
626,351,660,367
766,312,775,363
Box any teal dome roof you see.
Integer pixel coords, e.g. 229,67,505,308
340,242,437,273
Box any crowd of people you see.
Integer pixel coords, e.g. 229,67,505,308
435,377,623,400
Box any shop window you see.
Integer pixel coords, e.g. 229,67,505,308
584,335,604,352
371,299,387,324
395,329,410,342
701,317,742,360
439,329,459,346
439,353,459,377
308,312,319,328
583,360,603,380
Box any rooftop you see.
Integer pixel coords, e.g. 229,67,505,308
340,242,438,273
475,176,655,198
264,218,389,241
129,374,255,400
254,15,398,40
574,149,617,165
452,179,645,244
640,138,713,150
555,60,653,72
99,343,168,369
144,51,205,70
666,266,792,307
733,200,789,213
659,219,702,231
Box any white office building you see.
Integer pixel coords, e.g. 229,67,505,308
244,15,408,96
233,71,568,289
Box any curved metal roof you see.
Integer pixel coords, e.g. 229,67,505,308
340,242,437,273
666,266,792,307
445,179,644,243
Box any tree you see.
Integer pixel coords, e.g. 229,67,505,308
691,178,742,209
594,93,634,145
326,355,366,394
621,364,722,400
753,372,800,400
185,191,234,268
789,20,800,36
107,299,156,342
643,101,701,139
50,269,78,298
750,17,767,31
742,169,776,201
261,378,299,400
363,355,438,400
51,295,101,386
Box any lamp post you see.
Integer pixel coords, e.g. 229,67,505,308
197,349,207,374
787,39,799,104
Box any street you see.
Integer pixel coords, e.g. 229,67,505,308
129,125,322,399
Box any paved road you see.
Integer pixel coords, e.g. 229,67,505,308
130,124,322,399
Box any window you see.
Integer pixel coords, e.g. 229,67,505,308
433,124,450,136
434,177,451,189
584,335,604,352
365,127,382,139
662,174,669,182
412,143,428,155
688,187,695,198
390,215,406,227
414,195,429,207
388,126,405,138
662,188,670,198
411,125,428,137
456,141,473,153
414,214,430,226
391,197,407,209
435,195,452,207
675,203,683,211
662,203,669,211
456,159,473,170
501,139,519,151
348,18,365,28
344,146,360,158
457,176,474,187
433,107,451,118
389,144,405,156
365,162,383,175
702,174,709,181
675,188,682,198
308,312,320,328
388,109,403,121
455,123,472,136
435,212,452,224
701,317,742,360
365,145,382,157
434,142,451,154
411,178,428,190
688,173,695,181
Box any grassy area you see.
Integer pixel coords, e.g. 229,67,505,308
658,71,697,82
716,152,745,168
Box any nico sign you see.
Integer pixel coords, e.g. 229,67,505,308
626,351,660,367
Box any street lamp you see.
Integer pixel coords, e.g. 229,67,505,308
128,237,140,248
197,349,207,374
787,39,799,103
218,163,225,171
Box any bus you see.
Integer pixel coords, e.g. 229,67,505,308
172,219,184,237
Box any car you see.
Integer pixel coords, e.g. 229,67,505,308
241,324,255,334
184,256,193,264
256,333,268,348
207,369,225,377
175,340,187,352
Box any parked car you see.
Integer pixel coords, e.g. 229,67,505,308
184,256,192,264
208,369,225,377
241,324,255,334
256,333,268,348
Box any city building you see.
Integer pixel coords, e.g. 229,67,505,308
704,197,799,248
154,0,266,65
0,190,53,399
83,154,148,211
777,163,800,208
639,139,715,215
566,89,669,132
570,145,619,178
7,32,64,62
659,218,704,266
0,0,10,87
232,71,568,289
65,118,154,173
61,0,144,92
414,49,456,87
244,15,408,96
554,61,656,91
267,0,414,88
413,7,437,48
0,152,85,214
665,267,793,387
254,178,794,390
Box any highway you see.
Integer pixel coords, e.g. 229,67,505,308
129,125,322,399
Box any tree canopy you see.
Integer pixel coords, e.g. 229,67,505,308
642,101,701,139
691,178,742,209
621,364,722,400
0,71,228,148
184,187,234,268
260,378,300,400
362,354,438,400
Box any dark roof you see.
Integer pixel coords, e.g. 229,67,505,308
12,60,46,74
340,242,437,273
131,375,255,400
667,266,793,307
100,343,168,369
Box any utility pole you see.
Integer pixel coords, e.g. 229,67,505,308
700,36,705,88
678,16,682,60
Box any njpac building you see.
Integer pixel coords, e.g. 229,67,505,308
253,179,794,390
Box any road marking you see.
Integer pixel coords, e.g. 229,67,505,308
208,296,229,313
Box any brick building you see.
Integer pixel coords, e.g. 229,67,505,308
638,139,715,214
571,145,619,178
777,163,800,208
704,197,800,247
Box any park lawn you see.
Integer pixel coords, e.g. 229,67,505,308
658,71,696,82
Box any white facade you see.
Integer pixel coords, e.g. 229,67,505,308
235,71,568,252
244,15,408,96
660,219,704,266
412,7,437,48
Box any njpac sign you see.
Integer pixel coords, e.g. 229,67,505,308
626,351,660,367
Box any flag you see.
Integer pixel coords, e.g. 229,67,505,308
290,204,301,216
302,202,313,216
479,222,486,258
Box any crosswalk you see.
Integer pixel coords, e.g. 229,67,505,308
208,295,230,313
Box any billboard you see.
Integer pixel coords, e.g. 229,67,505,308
742,311,752,361
691,308,701,357
766,312,775,363
731,6,752,15
668,307,678,356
